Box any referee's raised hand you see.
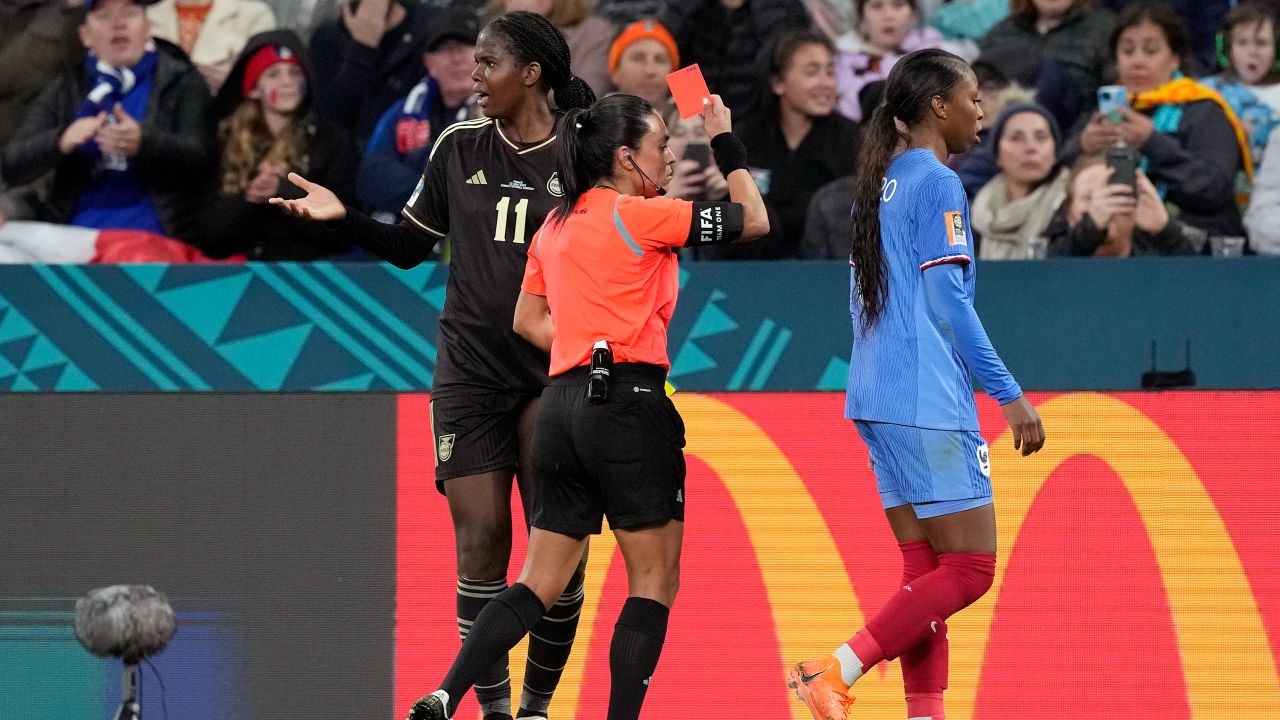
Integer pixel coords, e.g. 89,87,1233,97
269,172,347,221
701,94,732,137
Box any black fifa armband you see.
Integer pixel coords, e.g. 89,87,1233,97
685,201,745,245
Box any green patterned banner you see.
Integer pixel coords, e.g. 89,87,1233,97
0,259,1277,392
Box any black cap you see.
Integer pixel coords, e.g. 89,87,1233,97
424,7,480,52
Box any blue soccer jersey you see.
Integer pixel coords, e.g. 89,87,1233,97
845,148,1021,431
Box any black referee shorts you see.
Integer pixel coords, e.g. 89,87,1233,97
430,390,537,494
530,363,686,537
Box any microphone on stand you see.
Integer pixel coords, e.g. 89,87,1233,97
75,585,176,720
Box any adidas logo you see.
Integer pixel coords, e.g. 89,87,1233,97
466,170,487,185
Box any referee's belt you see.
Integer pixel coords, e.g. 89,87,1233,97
551,362,667,386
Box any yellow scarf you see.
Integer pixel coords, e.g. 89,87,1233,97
1131,77,1254,180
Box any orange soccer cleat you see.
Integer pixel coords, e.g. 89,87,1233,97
787,657,853,720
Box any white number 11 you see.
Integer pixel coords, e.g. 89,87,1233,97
493,196,529,244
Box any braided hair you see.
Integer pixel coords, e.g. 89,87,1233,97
486,10,596,110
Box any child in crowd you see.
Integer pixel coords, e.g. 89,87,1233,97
834,0,970,121
204,30,356,259
1202,2,1280,173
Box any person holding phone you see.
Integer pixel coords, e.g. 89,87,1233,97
604,20,728,206
664,112,728,203
1065,2,1249,238
404,91,769,720
1045,156,1201,256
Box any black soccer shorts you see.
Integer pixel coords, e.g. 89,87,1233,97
529,364,686,537
430,390,537,493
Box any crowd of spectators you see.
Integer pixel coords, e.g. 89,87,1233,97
2,0,1279,261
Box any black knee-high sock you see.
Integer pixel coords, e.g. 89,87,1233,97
606,597,670,720
518,569,585,717
457,577,513,718
442,584,547,717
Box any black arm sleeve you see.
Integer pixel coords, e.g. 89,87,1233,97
684,201,745,245
327,206,441,269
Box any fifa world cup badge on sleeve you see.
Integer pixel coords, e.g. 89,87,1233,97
945,211,968,246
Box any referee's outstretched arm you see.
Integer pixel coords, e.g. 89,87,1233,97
703,96,770,241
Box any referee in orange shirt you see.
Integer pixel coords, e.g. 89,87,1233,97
407,93,768,720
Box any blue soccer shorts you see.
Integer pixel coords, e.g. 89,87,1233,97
854,420,993,519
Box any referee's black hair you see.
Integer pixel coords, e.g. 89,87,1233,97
486,10,596,110
851,48,970,331
550,94,655,224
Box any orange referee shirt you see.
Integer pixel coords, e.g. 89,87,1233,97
522,188,698,376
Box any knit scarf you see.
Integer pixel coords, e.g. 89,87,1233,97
971,170,1070,260
69,49,164,235
1131,76,1254,182
75,49,158,166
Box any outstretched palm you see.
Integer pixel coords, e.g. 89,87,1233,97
269,172,346,221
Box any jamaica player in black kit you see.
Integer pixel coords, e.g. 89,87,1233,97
271,12,595,720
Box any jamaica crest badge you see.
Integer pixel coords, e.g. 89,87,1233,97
438,434,456,462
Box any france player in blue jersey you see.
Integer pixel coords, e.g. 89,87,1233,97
788,50,1045,720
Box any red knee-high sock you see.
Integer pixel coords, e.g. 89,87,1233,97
898,541,947,719
846,552,995,674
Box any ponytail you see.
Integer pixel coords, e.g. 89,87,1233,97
554,74,596,110
552,107,592,224
487,11,595,109
850,104,902,332
851,47,971,331
550,94,653,224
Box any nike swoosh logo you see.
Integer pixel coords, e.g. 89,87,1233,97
799,664,832,684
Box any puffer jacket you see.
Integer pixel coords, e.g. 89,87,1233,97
0,40,215,245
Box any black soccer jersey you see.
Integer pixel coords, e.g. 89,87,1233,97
402,116,564,398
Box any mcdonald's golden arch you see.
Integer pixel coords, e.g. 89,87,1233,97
394,392,1280,718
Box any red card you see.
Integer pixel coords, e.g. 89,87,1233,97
666,64,712,120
